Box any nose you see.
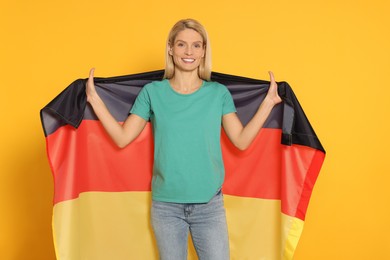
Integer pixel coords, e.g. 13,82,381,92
185,46,192,56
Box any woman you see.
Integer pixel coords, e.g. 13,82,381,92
86,18,281,260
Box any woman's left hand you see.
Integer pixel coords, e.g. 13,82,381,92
266,71,282,106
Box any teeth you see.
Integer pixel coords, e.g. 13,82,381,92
182,58,195,62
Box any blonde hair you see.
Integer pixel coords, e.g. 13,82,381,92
163,19,212,81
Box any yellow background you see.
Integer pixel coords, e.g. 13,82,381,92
1,0,389,259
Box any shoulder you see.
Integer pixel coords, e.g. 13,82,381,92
203,81,229,93
144,79,166,88
142,79,168,92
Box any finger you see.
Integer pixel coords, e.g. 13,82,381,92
268,71,275,84
89,68,95,80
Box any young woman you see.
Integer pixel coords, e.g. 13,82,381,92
86,18,281,260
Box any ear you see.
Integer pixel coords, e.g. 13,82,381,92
168,44,173,56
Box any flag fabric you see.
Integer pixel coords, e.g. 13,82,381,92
40,70,325,260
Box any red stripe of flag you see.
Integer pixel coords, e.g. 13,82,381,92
47,120,324,219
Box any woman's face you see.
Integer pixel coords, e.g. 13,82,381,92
169,29,205,73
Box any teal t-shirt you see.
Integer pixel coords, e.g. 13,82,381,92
130,79,236,203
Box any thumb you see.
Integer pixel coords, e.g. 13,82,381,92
268,71,275,84
89,68,95,80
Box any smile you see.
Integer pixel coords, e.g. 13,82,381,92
182,58,195,63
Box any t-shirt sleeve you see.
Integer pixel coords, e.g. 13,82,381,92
222,86,237,115
129,86,152,121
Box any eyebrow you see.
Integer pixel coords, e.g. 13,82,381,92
174,39,203,44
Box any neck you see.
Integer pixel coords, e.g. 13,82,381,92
169,69,203,92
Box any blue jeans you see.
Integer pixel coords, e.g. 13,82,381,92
151,190,230,260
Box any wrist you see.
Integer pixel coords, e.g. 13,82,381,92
88,92,102,106
263,96,277,107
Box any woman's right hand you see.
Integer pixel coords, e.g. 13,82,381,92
83,67,148,148
86,68,97,103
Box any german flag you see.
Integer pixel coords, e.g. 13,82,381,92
41,70,325,260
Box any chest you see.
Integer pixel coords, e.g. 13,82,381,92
149,89,223,131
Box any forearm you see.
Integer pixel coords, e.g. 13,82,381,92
237,98,276,149
88,94,130,148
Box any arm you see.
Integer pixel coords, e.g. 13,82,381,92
222,71,282,151
86,68,148,148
